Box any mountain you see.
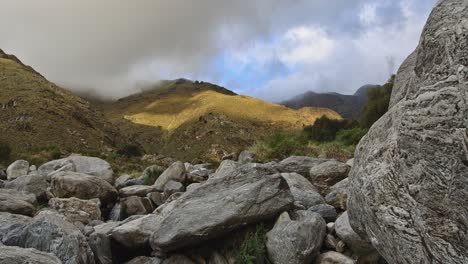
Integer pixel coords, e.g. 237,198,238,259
104,79,341,162
282,84,378,120
0,49,123,158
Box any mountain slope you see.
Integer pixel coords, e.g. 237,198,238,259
0,49,122,158
105,79,341,162
283,85,378,120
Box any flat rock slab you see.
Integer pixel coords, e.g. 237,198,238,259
0,245,62,264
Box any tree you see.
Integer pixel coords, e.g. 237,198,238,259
361,75,394,128
304,116,355,142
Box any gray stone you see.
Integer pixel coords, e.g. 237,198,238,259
315,251,354,264
163,180,185,196
147,192,165,207
115,174,134,189
89,221,122,264
348,1,468,263
0,189,36,216
20,210,95,264
335,212,374,256
51,171,118,206
275,156,329,176
125,256,162,264
150,170,293,252
238,150,256,164
6,160,29,180
0,212,31,246
121,196,154,217
308,160,350,194
211,160,239,179
324,234,338,250
111,214,162,250
162,255,195,264
281,173,325,209
345,158,354,167
153,161,186,191
0,245,62,264
48,197,101,224
4,174,49,202
185,183,201,192
120,185,157,198
308,204,337,222
325,178,349,211
266,211,326,264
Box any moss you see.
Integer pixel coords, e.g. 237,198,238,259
235,224,268,264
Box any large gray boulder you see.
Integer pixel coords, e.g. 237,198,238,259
0,212,32,246
309,160,350,194
39,155,114,184
153,161,186,191
0,245,62,264
4,174,49,202
6,160,29,180
51,171,118,206
275,156,328,177
111,214,161,249
0,189,36,216
281,173,325,209
150,169,293,252
20,210,95,264
348,1,468,263
266,211,326,264
48,197,101,224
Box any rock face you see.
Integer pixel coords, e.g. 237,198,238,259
0,189,36,216
6,160,29,180
48,197,101,224
266,211,326,264
0,245,62,264
51,171,118,206
150,171,294,252
348,1,468,263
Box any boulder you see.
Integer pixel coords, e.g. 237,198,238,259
111,214,162,250
0,245,62,264
115,174,135,189
51,171,118,206
238,150,256,164
147,192,165,207
163,180,185,196
281,173,325,209
275,156,328,177
211,160,239,179
20,210,95,264
4,174,49,202
308,160,350,194
308,204,337,222
150,171,293,252
325,178,349,211
266,211,326,264
348,1,468,263
315,251,354,264
0,212,31,246
0,189,36,216
185,163,212,182
6,160,29,180
335,212,374,255
120,185,157,198
89,221,122,264
48,197,101,224
39,155,114,184
125,256,162,264
162,255,195,264
153,161,186,191
121,196,154,217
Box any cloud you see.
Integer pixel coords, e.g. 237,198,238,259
0,0,437,100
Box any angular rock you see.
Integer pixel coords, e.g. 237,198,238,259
308,204,337,222
38,158,75,177
266,211,326,264
0,212,31,246
0,189,36,216
185,183,201,192
238,150,256,164
51,171,118,206
147,192,165,207
308,160,350,194
89,221,122,264
163,180,184,196
115,174,134,189
111,214,161,250
150,171,293,252
6,160,29,180
153,161,186,191
21,210,95,264
348,1,468,263
325,178,349,211
120,185,157,198
4,174,49,202
48,197,101,224
0,245,62,264
211,160,239,179
281,173,324,209
335,212,374,255
121,196,154,217
275,156,329,177
315,251,354,264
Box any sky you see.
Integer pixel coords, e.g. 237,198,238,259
0,0,438,102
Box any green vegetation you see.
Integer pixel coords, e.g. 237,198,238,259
141,166,164,185
0,142,11,164
250,132,309,161
236,224,268,264
361,75,394,128
336,128,368,146
117,144,142,158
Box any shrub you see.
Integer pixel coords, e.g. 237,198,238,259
141,165,165,185
236,224,267,264
314,142,355,162
117,144,142,158
336,128,368,146
0,143,11,163
251,132,308,161
304,116,356,142
361,76,394,128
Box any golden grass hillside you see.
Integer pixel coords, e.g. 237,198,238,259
105,79,341,162
0,51,123,163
